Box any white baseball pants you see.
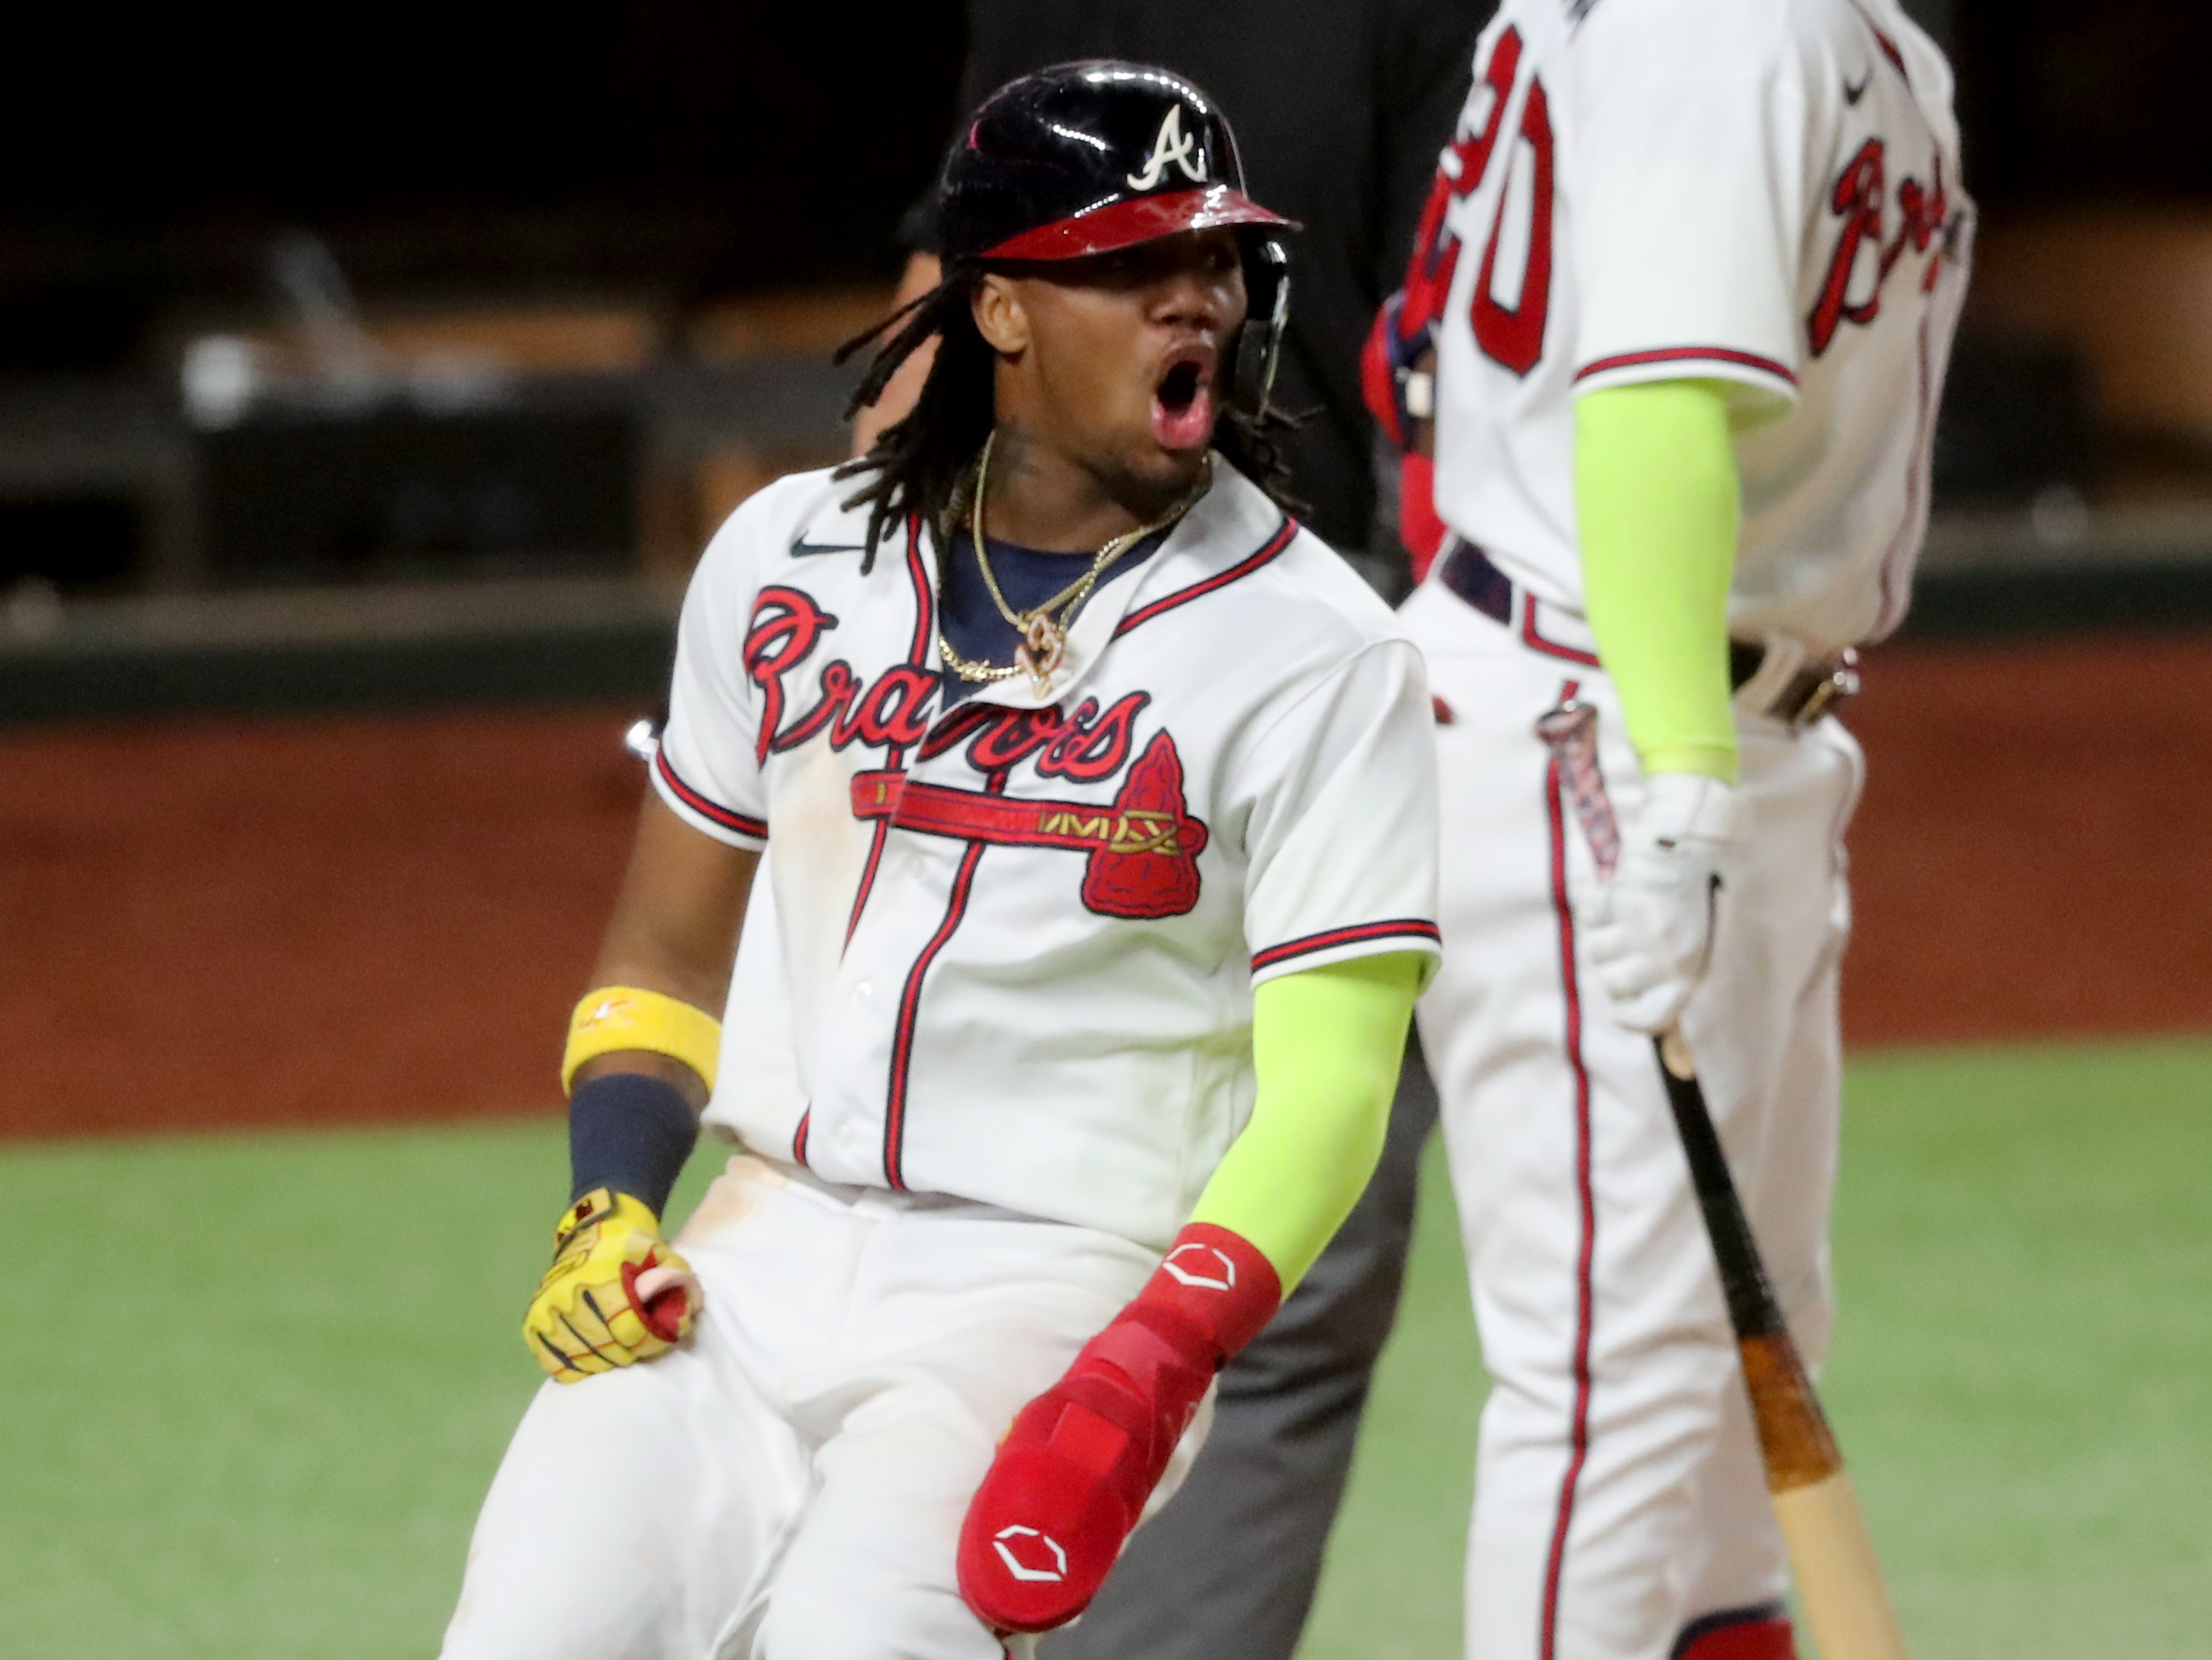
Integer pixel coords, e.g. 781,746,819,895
1401,581,1863,1660
440,1154,1173,1660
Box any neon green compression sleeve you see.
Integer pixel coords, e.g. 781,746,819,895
1189,951,1424,1290
1575,379,1743,783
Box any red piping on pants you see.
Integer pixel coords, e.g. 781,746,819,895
1538,714,1598,1660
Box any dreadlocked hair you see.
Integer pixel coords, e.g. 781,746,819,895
832,249,1307,573
833,260,995,573
1211,398,1305,522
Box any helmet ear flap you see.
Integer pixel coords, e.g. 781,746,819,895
1230,237,1292,417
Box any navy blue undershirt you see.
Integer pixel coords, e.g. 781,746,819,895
937,527,1168,704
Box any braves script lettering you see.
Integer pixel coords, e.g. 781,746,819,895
743,586,839,764
917,692,1152,780
1037,694,1150,781
1808,139,1952,356
744,591,1157,790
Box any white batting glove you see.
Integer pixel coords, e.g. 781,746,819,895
1585,773,1745,1033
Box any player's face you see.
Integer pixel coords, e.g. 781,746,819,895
983,229,1249,506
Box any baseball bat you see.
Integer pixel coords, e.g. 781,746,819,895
1653,1032,1907,1660
1535,701,1907,1660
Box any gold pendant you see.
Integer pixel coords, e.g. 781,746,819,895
1014,612,1065,696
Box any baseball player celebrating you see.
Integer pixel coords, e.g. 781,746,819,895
439,63,1441,1659
1364,2,1971,1658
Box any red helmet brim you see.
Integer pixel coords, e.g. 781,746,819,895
981,186,1295,261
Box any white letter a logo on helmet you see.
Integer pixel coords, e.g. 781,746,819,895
1126,105,1208,191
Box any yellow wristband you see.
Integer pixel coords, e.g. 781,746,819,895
562,986,723,1096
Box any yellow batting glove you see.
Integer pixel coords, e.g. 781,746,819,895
522,1189,701,1383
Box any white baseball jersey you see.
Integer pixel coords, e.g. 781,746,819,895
652,461,1441,1251
1427,0,1974,654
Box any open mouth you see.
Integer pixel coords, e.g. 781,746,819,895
1150,348,1215,452
1159,359,1203,412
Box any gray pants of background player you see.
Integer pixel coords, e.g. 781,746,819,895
1042,1041,1441,1660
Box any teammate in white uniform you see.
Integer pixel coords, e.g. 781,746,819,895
439,64,1441,1658
1364,2,1971,1657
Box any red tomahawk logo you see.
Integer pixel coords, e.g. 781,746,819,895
851,731,1209,919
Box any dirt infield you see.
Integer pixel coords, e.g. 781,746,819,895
5,632,2208,1140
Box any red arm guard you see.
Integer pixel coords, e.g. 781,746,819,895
956,1223,1283,1634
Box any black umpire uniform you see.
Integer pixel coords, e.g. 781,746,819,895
915,4,1490,1656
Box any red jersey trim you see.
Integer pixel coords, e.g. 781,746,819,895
844,515,936,949
902,513,935,663
1114,517,1299,638
882,772,1006,1189
1538,721,1599,1660
1519,595,1603,669
655,748,768,841
1250,919,1442,975
1574,347,1797,387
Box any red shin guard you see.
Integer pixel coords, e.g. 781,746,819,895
1674,1607,1797,1660
957,1223,1282,1634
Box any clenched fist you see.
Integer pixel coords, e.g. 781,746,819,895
523,1188,700,1383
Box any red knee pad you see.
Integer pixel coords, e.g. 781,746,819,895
957,1224,1281,1634
1674,1607,1797,1660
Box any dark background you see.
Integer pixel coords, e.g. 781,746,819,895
2,0,2209,618
0,5,968,375
4,2,2203,379
1954,2,2212,209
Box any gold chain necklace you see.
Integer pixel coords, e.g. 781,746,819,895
938,433,1210,697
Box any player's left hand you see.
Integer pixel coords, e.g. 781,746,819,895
522,1188,701,1383
1585,772,1745,1033
957,1224,1281,1634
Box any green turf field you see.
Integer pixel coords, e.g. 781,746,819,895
8,1040,2210,1658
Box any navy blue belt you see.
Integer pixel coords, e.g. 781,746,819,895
1438,536,1515,628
